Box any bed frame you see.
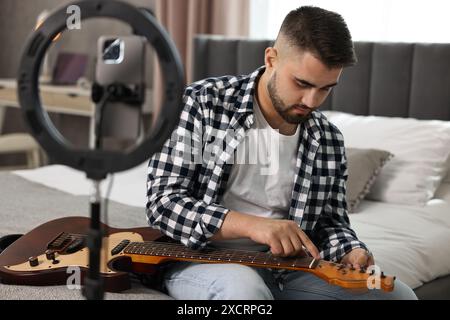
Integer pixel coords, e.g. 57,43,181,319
192,35,450,299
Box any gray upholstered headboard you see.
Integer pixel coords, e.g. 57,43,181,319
193,35,450,121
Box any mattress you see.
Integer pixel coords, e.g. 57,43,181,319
13,163,148,208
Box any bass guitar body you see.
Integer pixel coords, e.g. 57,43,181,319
0,216,165,292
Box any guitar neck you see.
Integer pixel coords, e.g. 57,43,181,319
123,241,319,271
120,240,395,292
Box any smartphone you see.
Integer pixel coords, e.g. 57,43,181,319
96,35,146,87
95,35,146,148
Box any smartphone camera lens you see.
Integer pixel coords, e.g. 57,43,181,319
103,38,123,63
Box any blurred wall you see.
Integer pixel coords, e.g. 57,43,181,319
0,0,155,81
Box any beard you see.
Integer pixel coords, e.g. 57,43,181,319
267,72,312,124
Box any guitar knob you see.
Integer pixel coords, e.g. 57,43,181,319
45,249,59,264
28,256,39,267
45,250,55,261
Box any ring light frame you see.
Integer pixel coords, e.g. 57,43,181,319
17,0,185,180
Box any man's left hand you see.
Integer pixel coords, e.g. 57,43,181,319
340,248,374,269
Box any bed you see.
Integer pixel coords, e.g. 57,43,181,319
1,35,450,299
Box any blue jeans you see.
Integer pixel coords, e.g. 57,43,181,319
162,262,418,300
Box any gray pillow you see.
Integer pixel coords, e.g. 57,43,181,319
346,148,394,213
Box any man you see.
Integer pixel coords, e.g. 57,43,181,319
146,6,417,300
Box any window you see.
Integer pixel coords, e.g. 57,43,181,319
250,0,450,43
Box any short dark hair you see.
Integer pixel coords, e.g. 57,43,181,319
278,6,357,68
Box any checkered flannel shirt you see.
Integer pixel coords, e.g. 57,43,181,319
146,67,369,262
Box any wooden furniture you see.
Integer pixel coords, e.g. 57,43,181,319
0,79,154,156
0,133,41,170
0,79,94,169
0,79,93,118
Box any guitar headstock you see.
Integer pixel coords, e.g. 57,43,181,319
314,260,395,292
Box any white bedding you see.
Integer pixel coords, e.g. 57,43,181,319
13,163,148,208
350,181,450,289
12,165,450,289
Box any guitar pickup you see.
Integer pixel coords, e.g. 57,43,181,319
111,240,130,255
47,232,71,251
65,238,85,253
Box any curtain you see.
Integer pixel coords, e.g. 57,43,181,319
152,0,250,117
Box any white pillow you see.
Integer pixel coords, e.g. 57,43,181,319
322,111,450,206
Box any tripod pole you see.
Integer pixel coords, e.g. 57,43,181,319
83,180,104,300
82,81,110,300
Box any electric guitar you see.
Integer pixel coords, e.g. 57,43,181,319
0,216,395,293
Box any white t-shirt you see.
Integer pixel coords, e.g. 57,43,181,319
211,97,300,251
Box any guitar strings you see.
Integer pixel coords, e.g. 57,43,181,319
65,234,354,269
63,234,376,280
125,241,313,267
66,233,315,266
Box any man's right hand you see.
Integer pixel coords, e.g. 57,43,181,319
211,210,320,259
248,217,320,259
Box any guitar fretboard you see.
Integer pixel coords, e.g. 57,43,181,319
123,241,317,269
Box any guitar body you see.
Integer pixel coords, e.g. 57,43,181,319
0,216,165,292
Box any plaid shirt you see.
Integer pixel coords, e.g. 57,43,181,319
146,67,369,262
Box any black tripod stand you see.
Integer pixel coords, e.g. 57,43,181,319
83,83,144,300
